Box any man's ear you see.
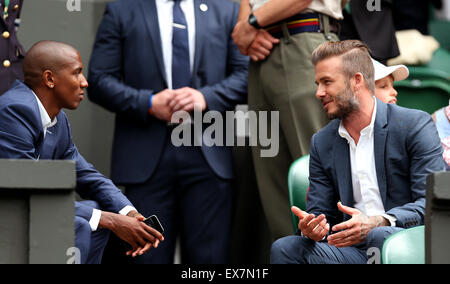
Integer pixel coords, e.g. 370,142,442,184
351,72,365,93
43,70,55,89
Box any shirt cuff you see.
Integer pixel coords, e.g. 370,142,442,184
382,214,397,227
148,94,155,110
89,206,137,232
89,208,102,231
119,206,137,216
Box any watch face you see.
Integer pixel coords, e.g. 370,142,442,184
248,14,261,29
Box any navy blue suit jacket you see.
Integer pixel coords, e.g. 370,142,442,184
0,81,133,221
306,99,445,229
88,0,249,184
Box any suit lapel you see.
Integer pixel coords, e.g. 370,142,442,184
333,130,354,213
139,0,167,85
37,126,58,159
192,0,208,84
374,99,388,207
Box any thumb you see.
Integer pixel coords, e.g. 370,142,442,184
291,206,307,219
337,202,359,216
136,215,146,222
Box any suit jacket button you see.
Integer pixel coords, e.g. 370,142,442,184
14,4,19,10
3,60,11,68
2,31,10,39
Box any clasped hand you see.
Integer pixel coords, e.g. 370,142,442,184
150,87,207,122
101,211,165,258
232,19,280,61
292,202,383,247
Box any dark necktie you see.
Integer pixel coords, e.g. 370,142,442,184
172,0,191,89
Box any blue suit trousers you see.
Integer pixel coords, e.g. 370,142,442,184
75,201,111,264
270,227,403,264
125,135,233,264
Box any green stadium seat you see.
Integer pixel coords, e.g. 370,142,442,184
395,48,450,114
430,19,450,50
287,155,310,233
382,226,425,264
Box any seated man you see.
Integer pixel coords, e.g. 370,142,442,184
0,41,164,264
372,58,409,104
271,40,445,264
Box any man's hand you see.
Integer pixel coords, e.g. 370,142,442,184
127,210,145,220
247,29,279,62
149,89,174,122
125,210,156,257
327,202,389,248
169,87,207,113
292,206,329,242
99,212,164,257
232,19,258,55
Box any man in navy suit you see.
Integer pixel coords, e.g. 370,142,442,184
0,41,164,264
88,0,248,264
270,40,445,264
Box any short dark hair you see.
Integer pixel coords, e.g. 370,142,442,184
23,40,78,88
311,40,375,94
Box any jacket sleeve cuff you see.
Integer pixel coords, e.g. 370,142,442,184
199,86,224,113
138,90,153,122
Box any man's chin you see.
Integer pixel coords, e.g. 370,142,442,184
327,113,341,120
66,102,81,111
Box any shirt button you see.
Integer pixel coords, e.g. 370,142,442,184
2,31,10,39
3,60,11,68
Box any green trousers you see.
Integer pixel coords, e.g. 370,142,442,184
248,31,339,241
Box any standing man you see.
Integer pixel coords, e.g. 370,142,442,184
0,41,164,264
270,40,445,264
88,0,248,264
232,0,346,241
0,0,25,95
340,0,400,64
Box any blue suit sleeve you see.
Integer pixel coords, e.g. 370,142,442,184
75,201,95,222
87,3,153,123
306,134,341,229
386,113,446,227
198,2,249,113
61,116,133,214
0,104,41,159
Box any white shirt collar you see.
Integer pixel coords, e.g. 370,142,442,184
338,97,377,144
32,91,58,134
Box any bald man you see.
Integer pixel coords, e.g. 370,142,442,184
0,41,164,264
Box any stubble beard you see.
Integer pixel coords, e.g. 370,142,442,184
327,86,360,120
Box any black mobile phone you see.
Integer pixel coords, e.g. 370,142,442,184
144,215,165,234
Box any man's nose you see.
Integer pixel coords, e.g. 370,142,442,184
80,74,88,88
315,85,325,99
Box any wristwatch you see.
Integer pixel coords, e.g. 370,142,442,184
248,13,261,29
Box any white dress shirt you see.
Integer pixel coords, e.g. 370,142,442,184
338,98,396,226
33,92,57,139
156,0,196,90
32,92,136,231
